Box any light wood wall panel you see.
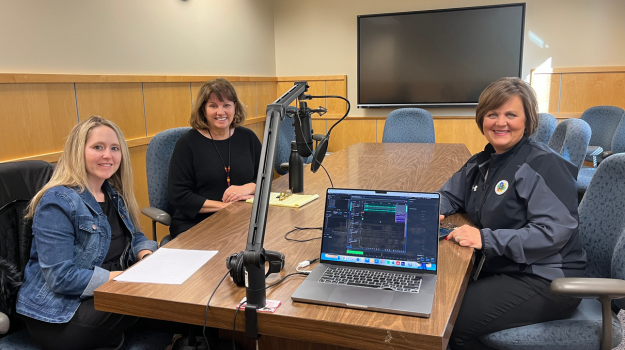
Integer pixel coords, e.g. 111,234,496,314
0,83,76,161
327,80,348,115
434,118,486,155
531,72,560,113
559,73,625,112
144,82,192,136
75,83,146,139
256,81,278,117
306,81,326,111
327,119,377,152
376,120,386,143
312,120,326,136
276,82,297,107
231,82,256,120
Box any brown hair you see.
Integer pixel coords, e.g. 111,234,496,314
475,77,539,136
189,78,247,130
27,116,142,230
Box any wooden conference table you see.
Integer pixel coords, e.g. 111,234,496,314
95,143,475,350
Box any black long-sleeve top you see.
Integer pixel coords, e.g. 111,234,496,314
168,127,262,238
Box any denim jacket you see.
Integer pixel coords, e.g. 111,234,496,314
16,182,157,323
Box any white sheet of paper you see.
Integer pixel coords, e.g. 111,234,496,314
114,247,217,284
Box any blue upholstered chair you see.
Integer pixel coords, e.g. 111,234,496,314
547,118,591,172
578,106,625,194
275,116,313,175
382,108,435,143
480,153,625,350
142,127,191,246
529,113,557,145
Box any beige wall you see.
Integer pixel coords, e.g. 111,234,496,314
273,0,625,117
0,0,277,76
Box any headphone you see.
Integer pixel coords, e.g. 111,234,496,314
226,249,285,286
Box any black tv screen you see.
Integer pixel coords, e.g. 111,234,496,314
358,3,525,108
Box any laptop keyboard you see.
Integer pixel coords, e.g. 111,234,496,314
318,267,422,293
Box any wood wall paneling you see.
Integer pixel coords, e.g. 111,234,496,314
75,83,146,139
306,81,326,111
326,79,348,115
377,119,386,143
143,83,192,136
559,73,625,112
0,83,76,161
231,82,256,121
326,119,376,153
532,73,561,113
434,119,486,155
256,81,278,117
312,119,326,137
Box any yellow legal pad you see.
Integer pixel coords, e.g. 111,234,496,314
245,192,319,208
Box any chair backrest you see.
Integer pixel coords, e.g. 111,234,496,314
580,106,625,151
578,153,625,309
382,108,435,143
275,117,312,175
529,112,557,144
145,127,191,215
547,118,591,171
0,161,54,326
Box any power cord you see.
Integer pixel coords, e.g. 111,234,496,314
203,268,231,349
284,226,322,242
296,258,319,274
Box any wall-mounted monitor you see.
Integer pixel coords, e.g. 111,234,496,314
358,3,525,108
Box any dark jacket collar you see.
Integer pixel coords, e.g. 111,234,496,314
477,137,529,169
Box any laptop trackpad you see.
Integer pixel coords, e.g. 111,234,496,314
328,286,394,308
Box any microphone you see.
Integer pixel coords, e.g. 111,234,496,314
311,135,329,173
294,101,314,158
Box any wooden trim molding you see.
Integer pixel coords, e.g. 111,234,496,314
0,74,348,84
533,66,625,74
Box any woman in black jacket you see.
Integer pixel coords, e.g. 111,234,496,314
439,77,587,350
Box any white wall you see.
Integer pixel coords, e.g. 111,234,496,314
0,0,277,76
273,0,625,116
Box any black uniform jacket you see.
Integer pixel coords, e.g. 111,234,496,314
438,137,587,281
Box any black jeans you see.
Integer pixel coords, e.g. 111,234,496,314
449,273,581,350
21,298,188,350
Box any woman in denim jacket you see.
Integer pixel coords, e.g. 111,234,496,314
16,116,157,350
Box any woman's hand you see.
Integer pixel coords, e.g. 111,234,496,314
446,225,482,249
108,271,123,281
222,183,255,203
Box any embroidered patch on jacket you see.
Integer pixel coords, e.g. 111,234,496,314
495,180,509,195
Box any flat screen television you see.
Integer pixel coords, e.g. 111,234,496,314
358,3,525,108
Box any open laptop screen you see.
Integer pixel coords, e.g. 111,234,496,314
320,189,440,273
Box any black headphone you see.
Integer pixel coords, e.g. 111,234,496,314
226,249,285,286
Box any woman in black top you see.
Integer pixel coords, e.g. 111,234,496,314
168,78,262,238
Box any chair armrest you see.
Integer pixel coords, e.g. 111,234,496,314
312,134,325,142
586,146,604,158
551,278,625,299
597,151,614,165
141,207,171,226
280,162,289,171
0,311,9,334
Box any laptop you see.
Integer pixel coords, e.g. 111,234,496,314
291,188,440,317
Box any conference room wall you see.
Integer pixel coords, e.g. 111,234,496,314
0,0,277,76
273,0,625,118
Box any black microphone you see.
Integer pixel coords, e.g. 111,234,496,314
294,101,313,158
311,135,329,173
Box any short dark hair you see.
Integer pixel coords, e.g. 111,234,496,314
190,78,247,130
475,77,539,136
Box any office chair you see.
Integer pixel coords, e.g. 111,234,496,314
529,113,557,145
382,108,435,144
547,118,591,172
480,153,625,350
275,116,313,175
142,127,191,246
578,106,625,194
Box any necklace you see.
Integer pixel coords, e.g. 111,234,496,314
207,128,232,187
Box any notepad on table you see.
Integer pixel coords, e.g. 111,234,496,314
246,192,319,208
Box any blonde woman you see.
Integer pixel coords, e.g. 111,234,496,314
16,116,157,350
168,78,261,238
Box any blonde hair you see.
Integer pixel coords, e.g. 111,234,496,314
189,78,247,130
27,116,142,231
475,77,539,136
